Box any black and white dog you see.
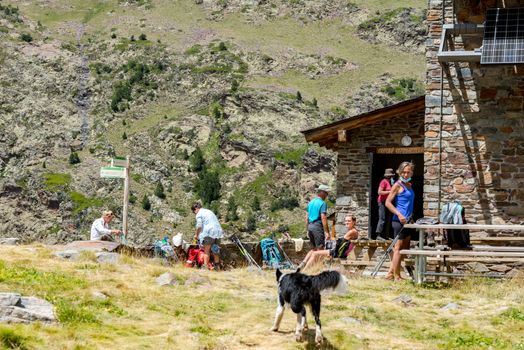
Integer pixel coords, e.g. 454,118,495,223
271,268,348,345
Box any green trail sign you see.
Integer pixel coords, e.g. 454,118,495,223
100,166,126,179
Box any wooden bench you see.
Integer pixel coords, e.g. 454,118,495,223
403,223,524,283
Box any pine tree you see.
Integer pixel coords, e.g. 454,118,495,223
154,181,166,199
246,212,256,232
194,170,220,205
122,132,127,140
68,151,80,165
190,147,205,173
312,97,318,108
141,195,151,211
251,196,261,211
296,91,302,102
226,196,239,222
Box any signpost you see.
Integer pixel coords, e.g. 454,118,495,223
100,156,130,243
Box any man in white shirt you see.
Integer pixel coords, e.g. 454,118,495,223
90,210,122,241
192,202,224,270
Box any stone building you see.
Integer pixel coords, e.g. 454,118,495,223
303,0,524,237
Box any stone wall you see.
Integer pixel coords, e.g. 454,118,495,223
426,0,524,229
335,111,424,234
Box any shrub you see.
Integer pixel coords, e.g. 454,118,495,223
129,193,137,204
68,151,80,165
226,196,239,222
130,35,135,41
154,181,165,199
296,91,302,102
251,196,261,211
194,170,220,205
110,81,132,112
270,189,299,211
245,212,256,232
218,41,227,51
139,33,147,41
190,147,205,173
312,97,318,108
122,132,127,140
141,195,151,210
19,33,32,42
231,79,239,93
111,33,116,39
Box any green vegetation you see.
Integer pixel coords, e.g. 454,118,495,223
251,196,261,211
68,151,80,165
154,181,166,199
141,195,151,211
0,327,30,350
0,3,22,23
194,170,221,205
381,77,424,100
19,33,32,42
270,188,299,212
69,191,104,214
111,81,132,112
274,145,308,168
44,173,72,191
190,147,205,173
225,196,239,222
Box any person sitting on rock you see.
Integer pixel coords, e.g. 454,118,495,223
90,210,122,241
299,215,358,270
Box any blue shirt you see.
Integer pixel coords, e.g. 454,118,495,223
307,197,327,223
392,182,414,222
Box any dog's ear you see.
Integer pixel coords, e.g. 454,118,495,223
276,268,282,282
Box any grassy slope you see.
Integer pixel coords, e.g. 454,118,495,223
12,0,426,107
1,246,523,350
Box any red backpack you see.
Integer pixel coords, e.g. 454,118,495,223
185,247,205,267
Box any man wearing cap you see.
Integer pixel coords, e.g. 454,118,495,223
305,185,331,251
90,211,122,241
375,168,395,239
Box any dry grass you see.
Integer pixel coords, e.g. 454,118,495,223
1,245,523,349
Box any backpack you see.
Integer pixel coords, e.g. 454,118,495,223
260,238,282,269
185,246,204,267
440,202,463,224
440,202,470,249
154,236,175,259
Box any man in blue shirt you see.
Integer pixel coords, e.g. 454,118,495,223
305,184,331,250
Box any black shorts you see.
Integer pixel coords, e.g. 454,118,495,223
392,221,412,240
308,221,325,248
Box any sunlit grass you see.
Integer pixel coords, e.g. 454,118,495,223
0,245,523,349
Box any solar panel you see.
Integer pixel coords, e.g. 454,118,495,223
481,8,524,64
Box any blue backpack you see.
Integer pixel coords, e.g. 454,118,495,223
260,238,282,268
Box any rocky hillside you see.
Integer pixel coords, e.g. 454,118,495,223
0,0,426,245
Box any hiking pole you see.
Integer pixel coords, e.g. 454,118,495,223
231,235,261,269
370,234,399,277
275,239,296,269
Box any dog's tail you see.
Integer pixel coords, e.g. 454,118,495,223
311,271,348,295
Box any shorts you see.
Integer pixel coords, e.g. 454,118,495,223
392,221,412,240
308,221,325,248
202,237,221,246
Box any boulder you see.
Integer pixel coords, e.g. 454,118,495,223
156,272,179,286
441,302,459,310
0,237,20,245
0,293,56,324
466,262,490,273
96,252,119,264
54,249,80,260
92,291,109,300
488,264,512,273
392,294,415,307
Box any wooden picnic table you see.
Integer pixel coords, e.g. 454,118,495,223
403,223,524,284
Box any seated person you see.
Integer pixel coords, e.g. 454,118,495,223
90,210,122,241
299,215,358,270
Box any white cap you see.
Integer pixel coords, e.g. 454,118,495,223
317,184,331,193
172,233,183,247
